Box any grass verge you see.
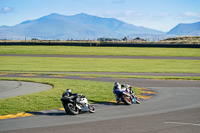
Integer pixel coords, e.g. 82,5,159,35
1,56,200,73
0,46,200,57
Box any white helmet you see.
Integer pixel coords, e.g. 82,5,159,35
114,82,122,90
114,82,120,87
66,89,72,93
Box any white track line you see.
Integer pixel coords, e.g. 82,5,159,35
165,122,200,126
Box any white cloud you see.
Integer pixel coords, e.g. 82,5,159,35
0,6,14,13
111,0,126,4
153,13,170,18
101,11,146,20
123,11,146,17
181,12,200,19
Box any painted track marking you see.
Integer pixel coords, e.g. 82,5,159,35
165,122,200,126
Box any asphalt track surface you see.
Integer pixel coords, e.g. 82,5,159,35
0,55,200,132
0,81,52,99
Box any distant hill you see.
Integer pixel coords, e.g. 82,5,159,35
167,21,200,36
0,13,164,40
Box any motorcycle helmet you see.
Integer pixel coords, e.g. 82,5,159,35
114,82,121,90
66,89,72,93
114,82,120,87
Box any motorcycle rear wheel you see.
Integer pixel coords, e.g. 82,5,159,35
121,95,132,105
65,103,79,115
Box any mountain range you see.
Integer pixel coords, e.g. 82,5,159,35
0,13,199,40
167,21,200,36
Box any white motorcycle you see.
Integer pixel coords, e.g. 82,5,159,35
61,90,95,115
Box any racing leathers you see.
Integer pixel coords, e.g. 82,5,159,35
113,82,137,103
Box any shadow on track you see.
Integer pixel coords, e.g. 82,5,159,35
26,109,68,116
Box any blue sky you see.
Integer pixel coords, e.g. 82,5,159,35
0,0,200,32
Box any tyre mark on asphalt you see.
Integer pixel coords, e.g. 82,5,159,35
0,81,22,92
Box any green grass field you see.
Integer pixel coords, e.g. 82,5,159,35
1,56,199,73
1,46,200,56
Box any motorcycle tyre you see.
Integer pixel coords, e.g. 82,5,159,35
62,102,68,114
136,101,140,104
121,95,132,105
135,97,141,104
88,105,96,113
136,99,141,104
65,103,79,115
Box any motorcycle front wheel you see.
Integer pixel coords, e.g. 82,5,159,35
135,97,141,104
88,104,96,113
65,103,79,115
121,95,132,105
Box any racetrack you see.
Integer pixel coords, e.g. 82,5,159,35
0,76,200,132
0,55,200,132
